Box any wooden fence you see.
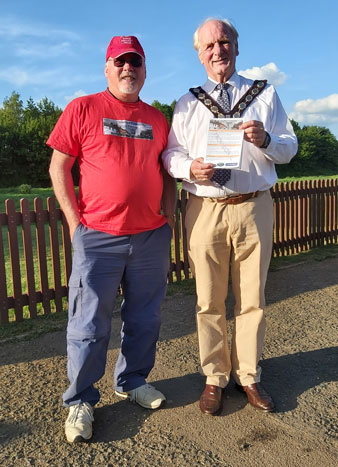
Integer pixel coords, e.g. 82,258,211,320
1,179,337,324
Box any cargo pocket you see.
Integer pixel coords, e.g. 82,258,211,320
68,275,83,318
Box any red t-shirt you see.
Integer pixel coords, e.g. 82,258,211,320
47,90,169,235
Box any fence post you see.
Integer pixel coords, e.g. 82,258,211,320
0,212,9,324
21,198,37,318
47,197,63,312
172,201,181,282
179,190,190,280
6,199,23,322
61,211,72,287
35,197,51,314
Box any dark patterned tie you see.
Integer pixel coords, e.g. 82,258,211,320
210,83,232,187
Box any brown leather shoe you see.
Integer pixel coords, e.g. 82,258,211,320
236,383,275,412
199,384,223,415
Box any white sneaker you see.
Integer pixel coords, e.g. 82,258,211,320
115,383,166,409
65,402,94,443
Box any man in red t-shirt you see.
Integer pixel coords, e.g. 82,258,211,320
48,36,176,443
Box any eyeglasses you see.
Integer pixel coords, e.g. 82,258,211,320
110,56,143,68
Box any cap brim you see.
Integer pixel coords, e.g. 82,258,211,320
113,50,144,59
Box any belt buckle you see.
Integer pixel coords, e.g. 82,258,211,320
226,194,240,202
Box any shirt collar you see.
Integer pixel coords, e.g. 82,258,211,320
204,71,240,93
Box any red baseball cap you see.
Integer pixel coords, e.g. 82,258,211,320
106,36,145,62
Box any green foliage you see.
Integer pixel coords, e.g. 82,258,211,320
276,120,338,177
151,100,177,126
1,91,337,185
18,184,32,194
0,92,62,187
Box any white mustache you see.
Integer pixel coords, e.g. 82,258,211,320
121,72,136,79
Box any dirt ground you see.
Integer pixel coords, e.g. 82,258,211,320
0,257,337,466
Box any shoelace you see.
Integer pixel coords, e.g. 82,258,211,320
69,403,94,424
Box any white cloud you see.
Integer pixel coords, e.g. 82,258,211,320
238,62,287,86
289,94,338,125
0,66,101,88
64,90,88,102
0,66,68,87
0,15,80,40
15,42,73,59
0,67,31,86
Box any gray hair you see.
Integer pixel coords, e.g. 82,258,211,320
193,18,239,51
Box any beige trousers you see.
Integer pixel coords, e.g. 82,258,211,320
185,191,273,387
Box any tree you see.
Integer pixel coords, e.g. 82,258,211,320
276,120,338,177
21,97,62,185
151,100,176,126
0,92,62,187
0,92,25,184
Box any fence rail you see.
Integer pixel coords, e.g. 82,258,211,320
1,179,337,324
272,179,338,256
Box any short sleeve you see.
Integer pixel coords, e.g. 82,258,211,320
46,99,81,157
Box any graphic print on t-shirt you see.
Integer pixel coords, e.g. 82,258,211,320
103,118,153,140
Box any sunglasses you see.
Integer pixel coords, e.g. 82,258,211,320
111,56,143,68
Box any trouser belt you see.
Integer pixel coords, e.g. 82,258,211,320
215,192,258,205
190,191,260,205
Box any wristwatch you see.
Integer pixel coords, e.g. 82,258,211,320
260,131,271,149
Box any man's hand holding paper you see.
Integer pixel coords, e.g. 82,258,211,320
190,157,215,182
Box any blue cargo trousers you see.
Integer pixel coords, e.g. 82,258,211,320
62,222,172,407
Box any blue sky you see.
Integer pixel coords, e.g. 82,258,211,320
1,0,338,136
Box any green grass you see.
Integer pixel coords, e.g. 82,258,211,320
0,307,69,344
167,277,196,296
0,186,56,212
278,174,338,183
269,243,338,271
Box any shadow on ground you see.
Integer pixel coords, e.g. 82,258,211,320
0,258,337,368
261,346,338,413
83,345,338,443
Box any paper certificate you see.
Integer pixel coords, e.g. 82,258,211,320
204,118,244,168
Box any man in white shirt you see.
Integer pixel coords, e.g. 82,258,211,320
162,18,297,415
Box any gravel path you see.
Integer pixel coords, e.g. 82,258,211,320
1,257,337,466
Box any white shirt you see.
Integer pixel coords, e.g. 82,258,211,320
162,72,298,196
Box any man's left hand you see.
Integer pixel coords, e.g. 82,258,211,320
240,120,266,147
